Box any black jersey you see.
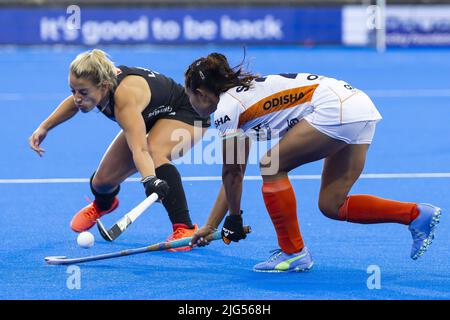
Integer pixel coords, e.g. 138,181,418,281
97,65,210,131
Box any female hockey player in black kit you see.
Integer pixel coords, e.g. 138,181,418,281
28,49,210,250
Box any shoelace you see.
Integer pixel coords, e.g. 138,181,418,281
267,249,283,262
413,230,427,240
82,196,101,220
410,227,427,240
169,227,190,239
85,205,101,220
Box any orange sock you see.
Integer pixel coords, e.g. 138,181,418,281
338,195,419,225
262,177,304,254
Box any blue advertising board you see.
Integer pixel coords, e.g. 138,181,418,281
0,7,341,45
342,5,450,47
386,6,450,46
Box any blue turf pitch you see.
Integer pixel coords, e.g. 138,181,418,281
0,46,449,299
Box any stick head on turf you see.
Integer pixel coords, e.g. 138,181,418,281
44,256,67,265
96,219,113,241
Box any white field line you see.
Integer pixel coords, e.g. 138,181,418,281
1,173,450,184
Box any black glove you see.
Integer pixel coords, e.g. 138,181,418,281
221,211,247,244
142,175,169,200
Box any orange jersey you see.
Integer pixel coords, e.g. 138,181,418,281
214,73,382,140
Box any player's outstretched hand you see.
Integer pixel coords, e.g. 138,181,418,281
189,224,216,248
29,127,48,157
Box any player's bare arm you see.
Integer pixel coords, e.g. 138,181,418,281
220,135,250,243
222,135,250,216
29,95,78,156
190,136,251,247
114,83,155,178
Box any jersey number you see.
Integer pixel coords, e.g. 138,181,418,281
254,73,319,83
236,73,318,93
254,73,299,83
236,86,249,93
344,84,355,90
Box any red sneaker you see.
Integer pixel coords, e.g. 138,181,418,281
70,197,119,232
166,223,198,252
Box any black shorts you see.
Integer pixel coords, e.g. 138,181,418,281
144,103,211,133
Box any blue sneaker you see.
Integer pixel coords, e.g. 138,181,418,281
409,203,442,260
253,247,314,273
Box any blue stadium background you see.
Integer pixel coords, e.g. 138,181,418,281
0,0,449,300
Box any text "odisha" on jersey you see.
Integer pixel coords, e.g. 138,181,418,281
262,92,305,111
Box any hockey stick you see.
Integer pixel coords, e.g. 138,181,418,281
45,226,251,265
96,193,159,241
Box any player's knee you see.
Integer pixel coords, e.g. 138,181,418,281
90,171,118,194
318,199,341,220
148,148,171,167
259,156,281,177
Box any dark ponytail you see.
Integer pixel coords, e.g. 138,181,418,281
185,52,257,96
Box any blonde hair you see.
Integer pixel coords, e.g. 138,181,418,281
70,49,117,89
